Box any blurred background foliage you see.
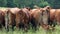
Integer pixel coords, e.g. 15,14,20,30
0,0,60,8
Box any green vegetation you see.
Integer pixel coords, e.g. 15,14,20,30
0,25,60,34
0,0,60,8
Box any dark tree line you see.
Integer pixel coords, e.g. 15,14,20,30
0,0,60,8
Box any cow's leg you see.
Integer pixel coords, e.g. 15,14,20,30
11,25,15,31
53,19,56,27
11,23,14,31
23,20,29,32
50,20,56,27
27,20,30,30
31,18,38,31
32,20,37,31
31,18,35,30
11,18,15,31
24,24,28,32
51,19,56,30
0,21,2,30
16,22,20,30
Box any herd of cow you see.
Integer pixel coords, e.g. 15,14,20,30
0,6,60,32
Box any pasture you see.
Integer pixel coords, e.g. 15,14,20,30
0,0,60,34
0,25,60,34
0,7,60,34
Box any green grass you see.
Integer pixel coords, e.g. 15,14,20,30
0,25,60,34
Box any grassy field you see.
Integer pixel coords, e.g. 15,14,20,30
0,8,60,34
0,25,60,34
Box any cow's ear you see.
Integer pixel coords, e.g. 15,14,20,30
6,9,10,14
45,6,51,10
43,6,51,12
26,7,31,11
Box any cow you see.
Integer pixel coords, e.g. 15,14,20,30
38,7,51,30
0,10,5,29
0,8,9,31
5,7,21,31
45,6,60,26
44,6,57,30
29,8,43,31
15,8,30,32
55,9,60,25
21,8,31,31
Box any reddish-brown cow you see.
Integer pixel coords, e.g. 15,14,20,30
44,6,57,30
6,7,21,31
0,8,9,31
29,8,43,30
16,8,30,31
55,9,60,25
0,10,5,28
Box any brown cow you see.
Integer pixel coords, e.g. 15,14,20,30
6,7,21,31
0,10,5,28
55,9,60,25
15,8,30,31
29,8,43,31
0,8,9,31
44,6,57,30
38,7,50,30
45,6,60,26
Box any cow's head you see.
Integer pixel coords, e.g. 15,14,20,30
40,6,51,26
45,6,51,12
42,6,51,17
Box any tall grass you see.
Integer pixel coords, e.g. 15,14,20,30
0,25,60,34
